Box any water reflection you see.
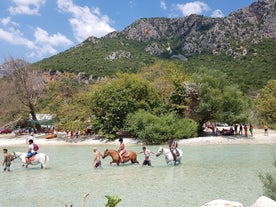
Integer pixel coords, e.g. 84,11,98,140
1,144,275,207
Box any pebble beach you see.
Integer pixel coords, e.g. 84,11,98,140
0,128,275,147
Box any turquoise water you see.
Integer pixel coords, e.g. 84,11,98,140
1,144,275,207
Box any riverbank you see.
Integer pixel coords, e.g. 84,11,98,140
0,128,275,147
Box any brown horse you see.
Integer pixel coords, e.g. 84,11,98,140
103,149,139,165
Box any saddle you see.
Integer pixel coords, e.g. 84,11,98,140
175,149,180,157
171,149,179,159
122,151,129,158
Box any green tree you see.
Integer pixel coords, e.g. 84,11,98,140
141,60,192,116
255,79,276,125
90,73,162,136
195,70,250,133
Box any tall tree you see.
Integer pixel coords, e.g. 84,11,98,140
194,70,250,133
141,60,193,116
39,72,87,130
0,79,21,127
9,58,47,131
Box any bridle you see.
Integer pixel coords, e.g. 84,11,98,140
102,150,110,159
11,152,20,160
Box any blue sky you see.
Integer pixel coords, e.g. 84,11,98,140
0,0,256,64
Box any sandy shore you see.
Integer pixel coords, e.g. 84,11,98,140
0,128,275,147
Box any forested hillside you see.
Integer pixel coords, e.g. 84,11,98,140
34,0,276,93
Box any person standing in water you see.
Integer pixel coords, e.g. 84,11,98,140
2,149,13,172
93,147,103,168
139,146,155,167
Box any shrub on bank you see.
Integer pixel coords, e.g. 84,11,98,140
125,110,198,144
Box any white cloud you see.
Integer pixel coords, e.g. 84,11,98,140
1,17,11,26
0,28,35,49
30,27,73,58
0,17,19,27
211,9,225,18
160,0,167,10
0,26,73,60
175,1,210,16
57,0,115,42
34,27,73,46
8,0,46,15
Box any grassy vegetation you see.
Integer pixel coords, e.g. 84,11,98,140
35,37,276,94
182,39,276,94
35,37,158,77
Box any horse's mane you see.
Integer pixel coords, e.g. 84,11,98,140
106,149,119,157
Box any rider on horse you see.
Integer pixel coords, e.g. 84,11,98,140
118,138,126,163
169,138,179,161
25,139,38,164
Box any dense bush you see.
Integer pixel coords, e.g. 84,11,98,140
125,110,198,144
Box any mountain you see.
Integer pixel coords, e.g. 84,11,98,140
0,59,29,78
34,0,275,89
110,0,275,57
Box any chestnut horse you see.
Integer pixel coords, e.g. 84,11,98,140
103,149,139,165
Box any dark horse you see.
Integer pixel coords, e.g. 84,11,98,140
103,149,139,165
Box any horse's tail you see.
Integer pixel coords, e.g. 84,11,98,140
130,150,139,164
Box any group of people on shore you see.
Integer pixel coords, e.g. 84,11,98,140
206,122,270,137
233,123,254,137
233,123,269,137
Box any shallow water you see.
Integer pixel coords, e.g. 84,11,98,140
1,144,275,207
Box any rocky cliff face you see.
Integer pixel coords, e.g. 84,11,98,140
106,0,276,58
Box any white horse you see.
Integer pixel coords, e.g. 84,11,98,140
156,147,183,165
13,152,49,169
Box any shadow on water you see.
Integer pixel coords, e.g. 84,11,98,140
1,144,275,207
